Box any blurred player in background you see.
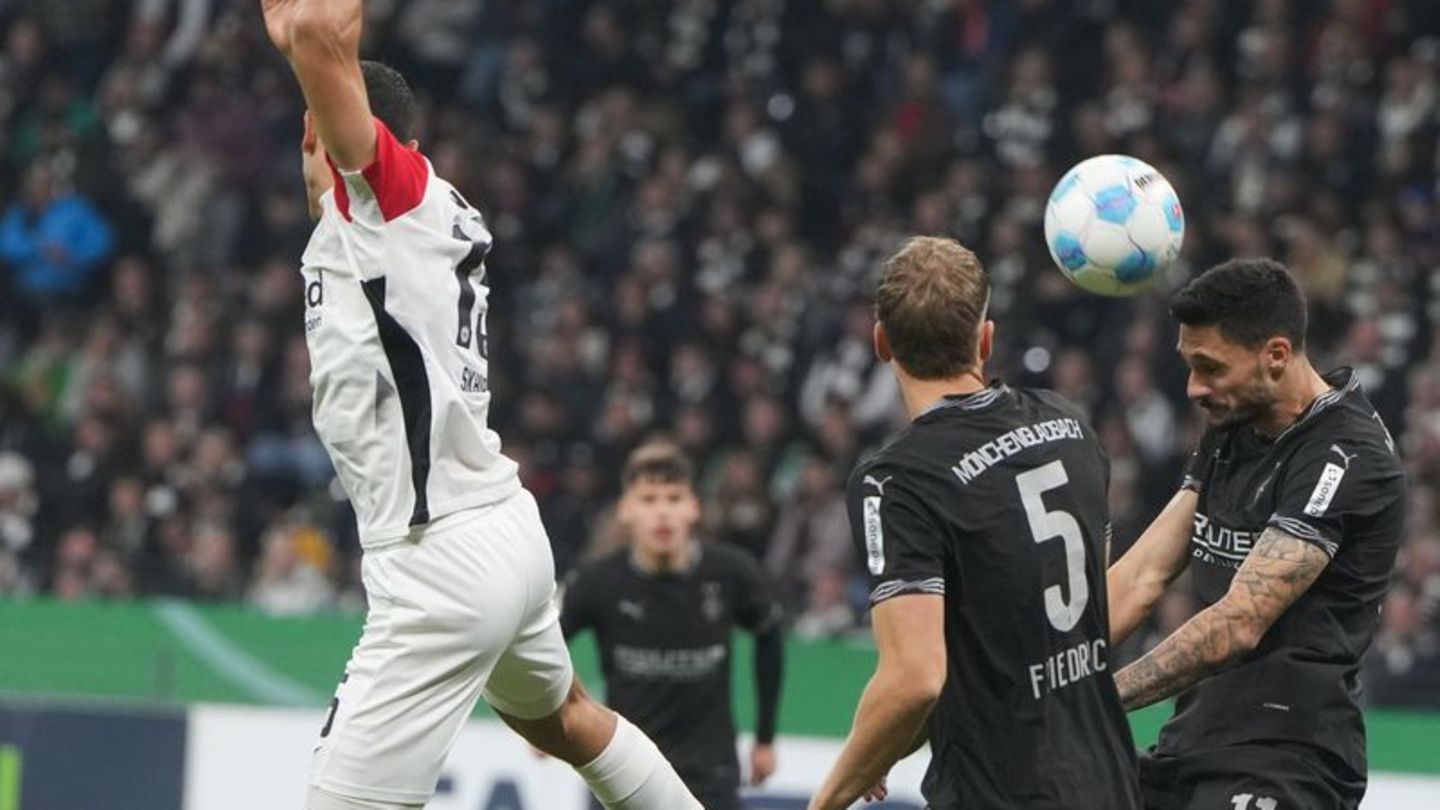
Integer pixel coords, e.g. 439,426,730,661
1108,259,1406,809
810,237,1140,810
258,1,701,808
562,440,785,810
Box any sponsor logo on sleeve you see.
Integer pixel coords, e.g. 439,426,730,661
863,496,885,575
1304,462,1347,517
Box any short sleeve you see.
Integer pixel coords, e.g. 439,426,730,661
846,463,946,606
731,552,784,633
328,118,429,224
1267,437,1390,558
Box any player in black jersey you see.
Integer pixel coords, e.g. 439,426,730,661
1108,258,1406,809
810,237,1140,810
561,441,785,810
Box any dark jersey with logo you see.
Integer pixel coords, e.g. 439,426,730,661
847,384,1140,810
560,544,782,799
1157,368,1406,779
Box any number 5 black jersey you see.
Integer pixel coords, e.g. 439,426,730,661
846,384,1139,810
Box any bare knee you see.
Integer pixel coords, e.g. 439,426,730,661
496,678,616,765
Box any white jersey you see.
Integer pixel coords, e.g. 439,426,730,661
300,119,519,548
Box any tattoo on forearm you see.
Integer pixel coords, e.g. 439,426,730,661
1114,528,1330,711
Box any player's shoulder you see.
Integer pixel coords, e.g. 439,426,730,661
847,430,926,492
1016,386,1091,424
1291,371,1401,466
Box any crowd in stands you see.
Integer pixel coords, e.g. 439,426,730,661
0,0,1437,704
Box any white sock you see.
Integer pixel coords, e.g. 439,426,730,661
575,716,703,810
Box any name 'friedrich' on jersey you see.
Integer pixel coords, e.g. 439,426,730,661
301,119,520,547
847,384,1139,810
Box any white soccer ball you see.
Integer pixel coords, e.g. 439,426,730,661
1043,154,1185,296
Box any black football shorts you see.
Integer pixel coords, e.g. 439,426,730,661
1139,743,1365,810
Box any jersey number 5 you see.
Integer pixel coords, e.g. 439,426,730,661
1016,460,1089,633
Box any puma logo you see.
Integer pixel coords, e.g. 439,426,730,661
1329,444,1357,469
863,474,893,496
617,600,645,622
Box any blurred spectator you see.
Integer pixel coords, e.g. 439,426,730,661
0,162,113,305
764,459,852,614
0,452,36,594
249,524,336,616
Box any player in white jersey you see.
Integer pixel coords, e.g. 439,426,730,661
259,2,703,809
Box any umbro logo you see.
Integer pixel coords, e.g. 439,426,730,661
1329,444,1357,469
863,474,894,496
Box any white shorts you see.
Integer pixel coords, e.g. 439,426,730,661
310,489,575,805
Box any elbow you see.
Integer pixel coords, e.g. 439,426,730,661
1210,600,1266,660
878,656,945,709
1230,621,1264,656
908,658,947,705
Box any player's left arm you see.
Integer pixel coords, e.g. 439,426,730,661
1113,526,1329,710
808,594,945,810
735,556,785,786
260,0,377,170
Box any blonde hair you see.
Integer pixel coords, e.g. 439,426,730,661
876,236,989,380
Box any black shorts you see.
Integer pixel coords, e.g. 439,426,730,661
1139,743,1365,810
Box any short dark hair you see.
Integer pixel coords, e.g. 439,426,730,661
622,440,694,489
876,237,990,380
1170,258,1307,350
361,61,416,142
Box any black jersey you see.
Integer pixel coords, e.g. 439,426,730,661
560,543,782,797
1157,368,1406,778
847,384,1140,810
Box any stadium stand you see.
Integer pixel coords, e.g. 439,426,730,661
0,0,1437,705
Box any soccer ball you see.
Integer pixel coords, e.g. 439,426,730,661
1043,154,1184,296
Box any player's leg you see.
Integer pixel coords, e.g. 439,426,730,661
308,511,531,807
495,680,700,810
1169,744,1356,810
483,491,701,809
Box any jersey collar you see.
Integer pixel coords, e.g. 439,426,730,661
919,381,1010,418
1271,367,1359,444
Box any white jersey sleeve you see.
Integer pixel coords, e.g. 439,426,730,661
300,118,519,548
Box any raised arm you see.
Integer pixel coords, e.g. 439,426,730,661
1107,488,1198,645
261,0,376,170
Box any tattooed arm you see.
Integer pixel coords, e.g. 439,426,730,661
1113,527,1331,711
